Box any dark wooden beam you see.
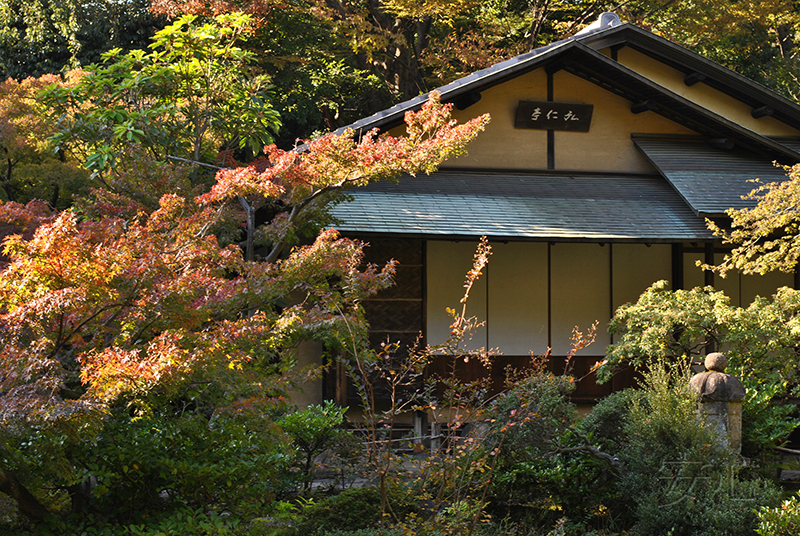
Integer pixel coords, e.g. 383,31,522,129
545,62,562,75
672,243,684,290
751,105,774,119
704,243,715,287
631,100,655,114
707,138,735,150
684,72,707,86
547,70,554,170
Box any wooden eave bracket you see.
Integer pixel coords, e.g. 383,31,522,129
684,72,707,86
631,100,656,114
751,105,774,119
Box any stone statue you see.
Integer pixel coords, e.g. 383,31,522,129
688,352,746,452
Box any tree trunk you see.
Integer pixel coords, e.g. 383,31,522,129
777,23,794,58
3,155,16,202
0,468,50,520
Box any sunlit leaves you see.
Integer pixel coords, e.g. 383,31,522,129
707,164,800,277
198,92,488,259
0,78,487,519
0,73,88,206
80,331,194,404
42,12,281,178
600,280,800,395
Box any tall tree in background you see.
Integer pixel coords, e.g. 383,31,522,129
144,0,800,141
5,1,798,144
636,0,800,102
148,0,625,99
42,13,281,183
0,73,89,208
0,0,166,80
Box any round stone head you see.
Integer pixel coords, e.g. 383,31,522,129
705,352,727,372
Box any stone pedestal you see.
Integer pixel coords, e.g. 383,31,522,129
688,352,745,453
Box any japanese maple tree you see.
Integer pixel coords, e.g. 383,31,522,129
0,92,488,520
0,73,88,208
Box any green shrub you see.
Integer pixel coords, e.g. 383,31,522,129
320,530,404,536
10,507,244,536
756,492,800,536
488,371,576,460
78,412,294,518
578,388,643,451
618,362,780,536
741,377,800,458
289,487,384,535
279,401,352,491
486,371,602,527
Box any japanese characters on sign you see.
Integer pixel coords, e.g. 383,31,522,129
514,101,594,132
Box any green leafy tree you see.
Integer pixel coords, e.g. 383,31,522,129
637,0,800,102
142,1,800,144
0,0,166,80
706,164,800,277
279,400,350,490
0,73,89,208
42,12,281,181
149,0,645,101
594,362,779,536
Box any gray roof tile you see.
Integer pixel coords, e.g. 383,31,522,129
331,171,713,241
634,139,791,216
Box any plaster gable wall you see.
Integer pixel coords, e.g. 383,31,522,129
446,69,550,170
442,69,695,173
551,71,695,172
615,47,800,137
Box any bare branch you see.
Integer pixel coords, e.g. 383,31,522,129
550,427,627,476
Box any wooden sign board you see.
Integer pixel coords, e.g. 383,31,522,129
515,101,594,132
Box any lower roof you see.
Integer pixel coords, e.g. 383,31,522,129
331,171,714,242
634,138,791,217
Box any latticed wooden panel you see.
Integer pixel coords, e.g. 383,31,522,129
370,265,422,299
328,236,426,402
361,237,423,266
364,300,423,332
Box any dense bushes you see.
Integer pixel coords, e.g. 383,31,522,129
479,361,784,535
611,363,780,536
2,360,794,536
5,350,785,536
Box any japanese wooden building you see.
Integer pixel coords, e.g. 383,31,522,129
301,13,800,407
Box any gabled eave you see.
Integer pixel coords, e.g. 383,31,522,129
580,24,800,132
331,22,800,164
556,42,800,164
330,37,577,137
